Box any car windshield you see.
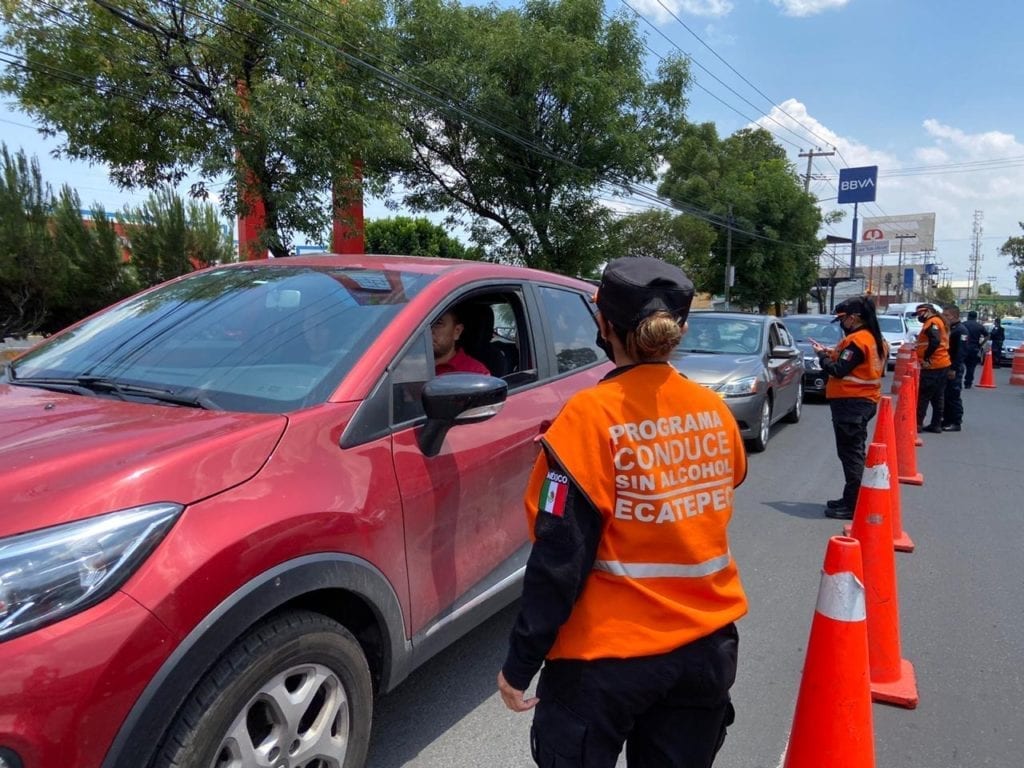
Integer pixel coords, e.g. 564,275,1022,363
877,316,906,334
679,316,763,354
1003,325,1024,342
785,318,843,344
8,265,434,413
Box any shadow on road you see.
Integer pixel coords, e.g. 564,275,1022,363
367,602,519,767
763,500,827,519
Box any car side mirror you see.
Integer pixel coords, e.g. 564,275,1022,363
417,373,508,457
770,345,799,359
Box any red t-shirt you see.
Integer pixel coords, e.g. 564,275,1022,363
435,348,490,376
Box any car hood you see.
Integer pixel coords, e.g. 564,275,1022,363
672,353,764,387
0,384,288,536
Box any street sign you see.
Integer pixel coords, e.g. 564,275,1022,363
838,166,879,204
858,239,890,257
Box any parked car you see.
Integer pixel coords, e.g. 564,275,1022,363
997,323,1024,366
670,312,803,452
782,314,843,396
0,254,614,768
876,313,913,369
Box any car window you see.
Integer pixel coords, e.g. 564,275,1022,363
878,316,906,334
681,316,763,354
771,323,792,348
11,266,434,414
785,318,842,344
536,286,603,374
390,290,533,425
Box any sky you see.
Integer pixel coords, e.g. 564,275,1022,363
2,0,1023,294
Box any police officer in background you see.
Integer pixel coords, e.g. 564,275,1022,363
990,317,1006,367
809,296,887,520
497,256,748,768
941,305,967,431
962,309,989,388
915,303,951,432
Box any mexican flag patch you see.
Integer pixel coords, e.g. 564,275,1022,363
539,471,569,517
841,349,854,361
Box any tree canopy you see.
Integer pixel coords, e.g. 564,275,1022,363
0,0,404,257
390,0,691,276
365,216,482,259
659,124,823,310
999,222,1024,301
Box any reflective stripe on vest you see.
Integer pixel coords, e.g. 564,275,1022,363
816,571,867,622
594,552,732,579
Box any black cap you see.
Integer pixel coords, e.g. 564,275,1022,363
915,303,933,314
832,296,868,322
967,310,978,320
596,257,695,331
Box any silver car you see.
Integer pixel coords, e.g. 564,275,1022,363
670,312,804,452
877,313,913,370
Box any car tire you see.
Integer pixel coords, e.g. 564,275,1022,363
783,384,802,423
154,610,373,768
747,396,772,453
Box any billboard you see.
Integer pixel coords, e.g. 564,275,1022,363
861,213,936,252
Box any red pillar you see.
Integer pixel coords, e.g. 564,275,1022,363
332,161,365,254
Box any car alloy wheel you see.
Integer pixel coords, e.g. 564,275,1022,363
155,611,372,768
748,397,772,453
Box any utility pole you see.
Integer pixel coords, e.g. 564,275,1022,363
724,205,734,310
967,210,984,309
799,148,836,193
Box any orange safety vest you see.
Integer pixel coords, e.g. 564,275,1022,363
825,328,885,402
525,363,749,661
916,315,951,368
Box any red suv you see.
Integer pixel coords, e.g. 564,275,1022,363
0,254,610,768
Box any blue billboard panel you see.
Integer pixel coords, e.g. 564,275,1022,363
838,166,879,204
903,268,915,291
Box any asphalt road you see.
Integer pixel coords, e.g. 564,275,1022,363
367,367,1024,768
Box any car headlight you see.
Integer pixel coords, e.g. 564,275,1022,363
803,355,821,371
0,503,181,641
716,375,761,397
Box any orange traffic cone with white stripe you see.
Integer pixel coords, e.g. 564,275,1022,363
1008,345,1024,386
894,371,923,485
845,397,914,552
849,443,919,708
783,536,875,768
977,349,997,388
890,344,914,395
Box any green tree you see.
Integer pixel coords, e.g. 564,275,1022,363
659,124,824,312
45,189,139,332
933,284,956,305
0,145,68,338
0,0,404,257
999,222,1024,301
364,216,481,259
391,0,690,276
604,210,716,288
120,187,235,288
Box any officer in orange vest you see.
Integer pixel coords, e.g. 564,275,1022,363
809,296,888,520
497,257,749,768
914,302,951,432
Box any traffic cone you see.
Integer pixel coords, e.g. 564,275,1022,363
977,349,997,388
783,536,875,768
1009,344,1024,386
848,443,919,708
844,397,914,552
894,371,923,485
890,344,914,394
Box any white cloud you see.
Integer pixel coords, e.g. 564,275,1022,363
629,0,733,25
770,0,851,18
752,100,1024,293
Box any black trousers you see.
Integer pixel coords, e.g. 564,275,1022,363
964,351,981,387
917,368,948,428
943,364,964,426
530,624,739,768
829,398,877,508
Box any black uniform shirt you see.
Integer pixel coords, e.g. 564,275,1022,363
948,320,968,367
